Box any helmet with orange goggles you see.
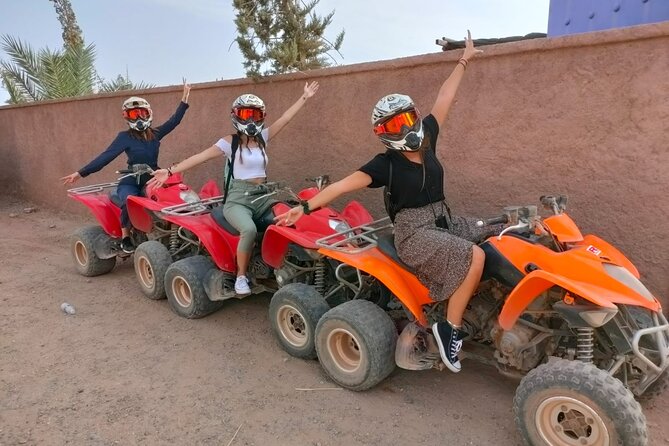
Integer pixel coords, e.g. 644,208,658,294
231,94,266,136
371,94,424,152
122,96,153,131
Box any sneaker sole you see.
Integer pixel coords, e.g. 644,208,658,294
235,289,252,296
431,323,461,373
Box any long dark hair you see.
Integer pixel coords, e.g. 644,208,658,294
128,127,156,141
236,131,268,168
417,127,433,191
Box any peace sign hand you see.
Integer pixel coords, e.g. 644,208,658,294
182,78,191,103
462,30,483,62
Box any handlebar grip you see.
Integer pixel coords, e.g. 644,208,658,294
476,215,509,227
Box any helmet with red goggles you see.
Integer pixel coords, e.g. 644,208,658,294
371,94,424,152
122,96,153,131
231,94,266,136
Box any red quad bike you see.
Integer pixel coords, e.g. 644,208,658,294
272,195,667,446
124,174,221,301
67,163,220,277
151,176,374,328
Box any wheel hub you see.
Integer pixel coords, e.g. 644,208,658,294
327,328,361,373
171,276,192,307
74,241,88,267
536,396,609,445
137,256,155,290
277,304,307,347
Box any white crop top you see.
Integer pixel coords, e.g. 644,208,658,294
215,129,269,180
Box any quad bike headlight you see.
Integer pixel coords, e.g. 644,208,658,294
328,219,352,234
179,190,201,204
579,307,619,327
603,263,655,302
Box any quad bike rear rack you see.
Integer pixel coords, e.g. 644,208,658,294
67,182,119,195
160,195,226,216
316,217,392,253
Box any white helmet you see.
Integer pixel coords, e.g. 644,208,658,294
231,94,266,136
122,96,153,131
371,94,424,152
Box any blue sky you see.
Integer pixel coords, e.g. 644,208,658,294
0,0,550,103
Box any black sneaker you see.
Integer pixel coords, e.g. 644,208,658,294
120,237,135,254
432,321,465,373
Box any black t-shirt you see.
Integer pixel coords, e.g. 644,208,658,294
359,114,445,217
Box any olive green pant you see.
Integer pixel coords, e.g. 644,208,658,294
223,180,275,252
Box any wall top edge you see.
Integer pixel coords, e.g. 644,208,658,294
1,21,667,111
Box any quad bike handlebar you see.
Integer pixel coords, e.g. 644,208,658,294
115,163,154,181
476,215,509,227
247,175,329,204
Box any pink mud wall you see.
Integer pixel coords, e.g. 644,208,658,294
1,23,668,301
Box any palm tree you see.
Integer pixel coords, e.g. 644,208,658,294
0,35,96,103
1,0,153,105
1,35,154,105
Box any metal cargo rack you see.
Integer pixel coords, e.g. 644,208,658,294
316,217,392,254
160,195,226,216
67,182,120,195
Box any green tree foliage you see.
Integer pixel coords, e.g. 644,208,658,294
0,0,153,104
233,0,345,78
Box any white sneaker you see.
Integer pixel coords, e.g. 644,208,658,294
234,275,251,295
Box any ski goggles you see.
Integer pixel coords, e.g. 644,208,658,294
373,110,420,136
233,107,265,122
124,108,151,121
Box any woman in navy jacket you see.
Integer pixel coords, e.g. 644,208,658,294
61,82,191,253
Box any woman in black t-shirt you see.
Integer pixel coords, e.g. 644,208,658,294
276,31,496,373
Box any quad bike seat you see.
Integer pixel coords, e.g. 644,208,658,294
375,231,416,274
210,206,276,236
109,191,124,208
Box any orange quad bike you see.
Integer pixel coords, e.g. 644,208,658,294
269,195,667,446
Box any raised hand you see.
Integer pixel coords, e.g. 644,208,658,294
462,30,483,61
182,78,191,103
60,172,81,185
303,81,319,99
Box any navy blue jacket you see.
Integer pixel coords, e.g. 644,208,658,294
78,101,189,185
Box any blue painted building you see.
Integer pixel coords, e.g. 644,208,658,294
548,0,669,37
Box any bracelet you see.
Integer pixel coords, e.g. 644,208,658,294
167,167,173,177
301,201,312,215
458,58,468,70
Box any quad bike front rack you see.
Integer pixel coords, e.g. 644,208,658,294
316,217,392,254
67,182,120,195
160,195,226,216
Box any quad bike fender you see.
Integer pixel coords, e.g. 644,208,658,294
577,234,640,278
543,213,583,243
318,247,432,326
498,269,660,330
340,201,374,227
297,187,319,201
69,193,122,238
126,195,162,234
199,180,221,198
262,225,322,268
161,213,237,272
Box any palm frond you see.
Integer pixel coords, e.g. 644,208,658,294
1,69,29,104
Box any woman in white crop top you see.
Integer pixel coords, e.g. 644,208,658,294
150,81,319,295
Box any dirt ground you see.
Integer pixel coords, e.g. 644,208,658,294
1,196,668,446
